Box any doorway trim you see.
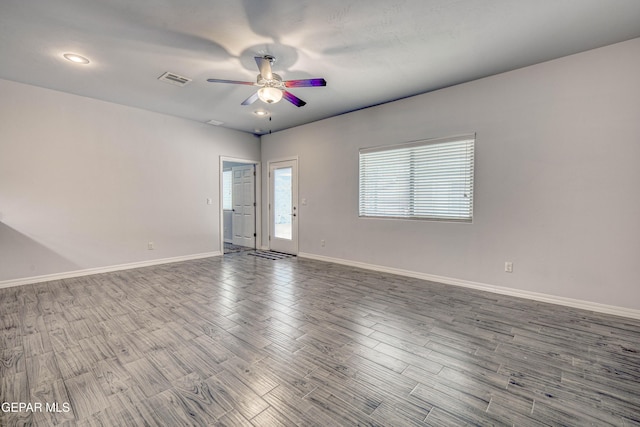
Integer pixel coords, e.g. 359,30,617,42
219,156,261,254
267,156,299,254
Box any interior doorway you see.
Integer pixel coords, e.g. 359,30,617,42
220,158,260,254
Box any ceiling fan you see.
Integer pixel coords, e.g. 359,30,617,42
207,55,326,107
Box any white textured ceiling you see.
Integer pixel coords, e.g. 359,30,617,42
1,0,640,135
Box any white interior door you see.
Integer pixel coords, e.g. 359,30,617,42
269,160,298,254
232,165,256,247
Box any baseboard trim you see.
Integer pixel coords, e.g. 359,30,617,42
0,252,222,290
5,250,637,320
298,252,640,320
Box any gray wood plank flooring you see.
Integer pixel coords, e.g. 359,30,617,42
2,253,640,426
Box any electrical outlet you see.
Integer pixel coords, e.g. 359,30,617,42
148,242,155,250
505,261,513,273
321,239,326,247
206,198,213,205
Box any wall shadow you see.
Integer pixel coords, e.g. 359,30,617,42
0,222,79,282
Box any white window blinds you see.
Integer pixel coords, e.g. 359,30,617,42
359,134,475,222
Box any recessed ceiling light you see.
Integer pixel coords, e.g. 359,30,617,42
253,110,270,117
63,53,90,64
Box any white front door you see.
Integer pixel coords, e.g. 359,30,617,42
232,165,255,247
269,160,298,254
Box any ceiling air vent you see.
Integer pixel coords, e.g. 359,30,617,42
158,72,192,87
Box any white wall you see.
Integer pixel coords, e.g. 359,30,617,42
0,79,260,282
261,38,640,311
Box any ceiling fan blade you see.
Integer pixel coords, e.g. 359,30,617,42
241,92,260,105
207,78,256,85
284,78,327,88
282,91,307,107
255,56,273,80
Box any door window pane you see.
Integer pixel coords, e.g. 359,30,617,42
274,167,292,240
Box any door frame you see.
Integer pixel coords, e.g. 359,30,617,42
267,156,299,254
219,156,261,254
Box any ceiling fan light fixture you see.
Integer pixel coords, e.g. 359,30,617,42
257,87,282,104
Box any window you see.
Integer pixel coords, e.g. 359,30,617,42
222,170,232,210
359,134,475,222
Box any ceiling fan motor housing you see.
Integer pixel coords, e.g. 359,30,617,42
257,73,284,89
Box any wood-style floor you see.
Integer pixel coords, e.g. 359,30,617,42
1,254,639,426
